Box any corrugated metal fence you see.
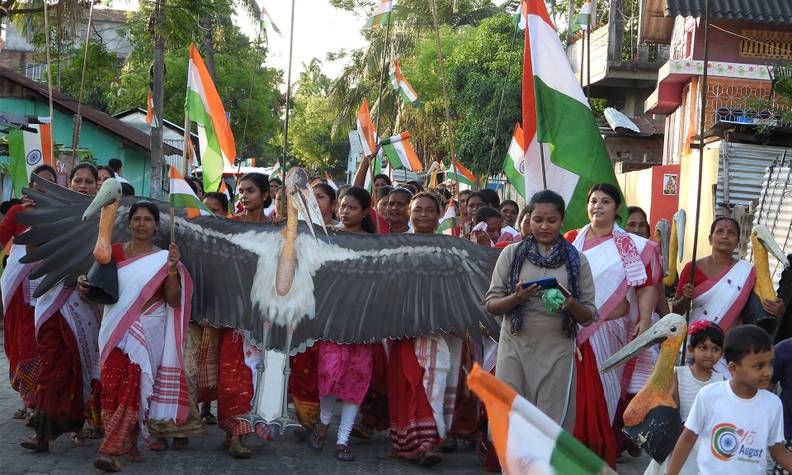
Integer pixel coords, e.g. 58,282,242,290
717,142,792,208
751,166,792,287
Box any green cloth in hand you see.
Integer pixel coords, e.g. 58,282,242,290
542,288,566,312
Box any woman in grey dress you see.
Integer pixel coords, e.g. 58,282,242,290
485,190,597,431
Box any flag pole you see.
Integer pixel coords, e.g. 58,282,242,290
373,1,393,137
70,0,95,161
279,0,297,207
429,0,458,166
585,28,591,101
484,21,519,187
43,1,55,168
682,0,710,362
578,30,585,88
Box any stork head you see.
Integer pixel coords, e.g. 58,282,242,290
285,167,327,239
673,209,686,263
752,224,790,268
601,313,687,373
82,178,122,222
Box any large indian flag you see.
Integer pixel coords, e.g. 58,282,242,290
7,119,53,197
467,364,616,475
381,132,422,171
522,0,621,231
502,123,527,198
186,43,237,193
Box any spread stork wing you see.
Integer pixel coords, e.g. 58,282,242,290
17,176,501,354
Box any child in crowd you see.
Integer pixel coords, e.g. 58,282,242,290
645,320,725,474
773,335,792,474
666,325,792,475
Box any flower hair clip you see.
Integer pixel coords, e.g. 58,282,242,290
688,320,719,336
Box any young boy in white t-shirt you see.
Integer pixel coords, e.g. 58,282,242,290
666,325,792,475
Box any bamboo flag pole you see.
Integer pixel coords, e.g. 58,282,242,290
43,1,55,167
279,0,297,213
70,0,96,160
429,0,458,166
682,0,711,361
371,1,393,185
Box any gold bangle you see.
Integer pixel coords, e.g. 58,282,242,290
168,269,178,276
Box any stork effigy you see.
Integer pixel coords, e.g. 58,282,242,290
600,313,689,464
16,170,500,432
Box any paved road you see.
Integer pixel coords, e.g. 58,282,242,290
0,329,648,474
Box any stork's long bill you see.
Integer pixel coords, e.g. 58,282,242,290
275,167,327,297
662,210,685,287
751,224,790,304
83,178,122,265
601,314,688,426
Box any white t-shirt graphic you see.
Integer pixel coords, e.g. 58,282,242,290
685,380,784,474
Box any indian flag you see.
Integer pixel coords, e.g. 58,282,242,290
571,0,593,33
522,0,621,231
502,123,527,198
186,43,237,194
467,364,616,475
7,118,53,197
446,159,478,189
512,0,528,30
260,5,282,36
356,100,378,156
145,89,158,127
365,0,393,30
364,149,384,193
389,61,418,103
169,166,212,218
381,132,422,172
436,200,457,236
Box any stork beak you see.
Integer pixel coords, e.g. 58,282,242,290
600,313,688,373
82,178,122,221
285,167,327,241
674,209,686,263
655,219,670,275
754,225,790,268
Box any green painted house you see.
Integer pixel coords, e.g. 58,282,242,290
0,66,177,196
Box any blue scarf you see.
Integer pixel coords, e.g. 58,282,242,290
507,235,581,337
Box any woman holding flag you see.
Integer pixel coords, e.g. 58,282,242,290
83,202,191,472
564,183,659,465
21,164,103,453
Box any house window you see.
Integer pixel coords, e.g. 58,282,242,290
25,62,46,82
739,30,792,60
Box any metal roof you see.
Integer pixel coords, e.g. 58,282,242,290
665,0,792,25
0,66,179,155
717,141,792,208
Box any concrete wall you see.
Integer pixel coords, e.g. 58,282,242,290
617,163,680,235
0,97,150,195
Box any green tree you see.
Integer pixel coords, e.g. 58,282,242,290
289,59,347,175
57,42,121,111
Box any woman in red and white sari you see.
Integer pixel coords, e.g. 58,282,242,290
89,202,193,472
672,216,784,376
21,164,103,453
564,184,658,466
2,164,57,418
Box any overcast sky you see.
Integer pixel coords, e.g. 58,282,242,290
110,0,367,82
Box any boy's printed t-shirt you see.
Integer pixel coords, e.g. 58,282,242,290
685,380,784,474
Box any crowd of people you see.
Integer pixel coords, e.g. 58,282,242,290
2,158,792,474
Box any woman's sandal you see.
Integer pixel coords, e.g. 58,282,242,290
20,435,49,452
228,443,252,459
147,437,168,451
85,427,105,439
172,437,189,450
94,456,122,472
201,413,218,425
335,445,356,462
307,424,328,451
13,408,27,420
417,451,442,467
71,431,89,446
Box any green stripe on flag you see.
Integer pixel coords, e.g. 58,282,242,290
533,78,623,230
551,430,609,474
7,130,28,198
503,156,525,199
382,143,403,169
187,89,225,193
